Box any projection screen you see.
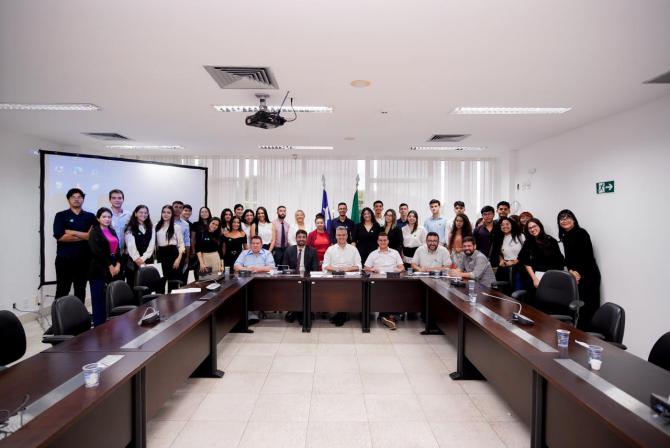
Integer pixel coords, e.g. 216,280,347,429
40,151,207,285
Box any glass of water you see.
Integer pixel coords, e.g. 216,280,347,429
83,363,102,388
556,329,570,348
467,280,477,302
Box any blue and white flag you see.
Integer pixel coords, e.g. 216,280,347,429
321,175,332,231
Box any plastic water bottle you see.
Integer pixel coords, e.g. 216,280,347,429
468,280,477,302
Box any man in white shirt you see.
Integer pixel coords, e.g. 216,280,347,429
323,226,362,272
411,232,452,272
172,200,192,283
322,226,362,326
364,233,405,330
109,189,130,252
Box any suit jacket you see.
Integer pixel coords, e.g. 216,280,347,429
281,245,319,272
88,225,122,280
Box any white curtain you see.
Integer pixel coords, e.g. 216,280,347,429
126,156,496,224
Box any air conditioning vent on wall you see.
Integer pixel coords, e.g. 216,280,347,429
427,134,470,142
204,66,279,89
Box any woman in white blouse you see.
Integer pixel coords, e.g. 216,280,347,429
124,205,156,284
401,210,427,264
155,205,185,283
288,209,312,246
496,216,525,290
255,206,275,251
241,209,256,246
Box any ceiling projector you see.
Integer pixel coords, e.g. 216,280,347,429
245,92,291,129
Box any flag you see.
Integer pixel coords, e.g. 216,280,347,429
351,174,360,224
321,175,332,231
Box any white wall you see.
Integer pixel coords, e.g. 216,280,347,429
0,128,64,313
511,94,670,358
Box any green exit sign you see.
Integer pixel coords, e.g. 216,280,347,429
596,180,615,194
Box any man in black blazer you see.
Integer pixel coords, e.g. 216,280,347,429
281,230,318,323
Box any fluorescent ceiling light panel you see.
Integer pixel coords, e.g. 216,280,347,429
410,146,485,151
0,103,100,111
259,145,334,150
214,105,333,113
106,145,183,150
452,107,571,115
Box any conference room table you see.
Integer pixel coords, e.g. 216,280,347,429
1,271,669,447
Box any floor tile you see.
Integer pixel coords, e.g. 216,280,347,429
459,379,496,395
490,421,531,448
170,420,247,448
277,342,318,355
313,372,364,394
406,372,464,394
309,393,367,422
317,343,357,355
316,354,360,373
152,392,207,421
190,393,258,421
262,372,314,394
364,394,425,422
307,421,372,448
358,355,404,373
430,421,506,447
355,343,396,355
369,421,438,448
238,421,307,448
226,354,274,373
270,354,316,373
250,392,311,422
393,343,435,357
417,393,484,422
237,342,280,356
398,354,449,374
470,393,519,422
147,419,187,446
210,372,267,394
360,372,413,394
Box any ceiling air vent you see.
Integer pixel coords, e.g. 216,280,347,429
644,69,670,84
204,66,279,89
427,134,470,142
82,132,130,141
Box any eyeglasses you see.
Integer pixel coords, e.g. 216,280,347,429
559,216,572,222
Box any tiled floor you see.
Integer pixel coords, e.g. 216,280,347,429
20,313,529,447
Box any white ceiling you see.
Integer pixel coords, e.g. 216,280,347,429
1,0,669,159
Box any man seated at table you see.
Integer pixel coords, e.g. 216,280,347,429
234,235,275,323
364,232,404,330
411,231,452,272
281,229,319,323
449,236,496,287
322,226,362,326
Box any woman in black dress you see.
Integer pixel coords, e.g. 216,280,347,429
196,218,222,273
518,218,565,302
382,208,403,254
353,207,381,264
557,209,601,329
222,216,248,268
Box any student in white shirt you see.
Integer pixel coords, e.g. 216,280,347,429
496,216,526,291
124,205,156,284
255,206,275,250
401,210,427,264
364,233,405,330
155,205,185,284
411,232,451,272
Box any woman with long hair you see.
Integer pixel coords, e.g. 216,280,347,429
123,204,155,285
88,207,122,326
518,218,564,299
196,217,222,274
557,209,601,329
518,211,534,237
353,207,381,264
241,208,256,246
306,213,332,268
383,209,403,254
222,216,248,269
189,206,211,280
220,208,233,232
255,206,275,251
401,210,427,264
288,209,312,246
155,205,185,283
448,214,473,266
495,216,526,291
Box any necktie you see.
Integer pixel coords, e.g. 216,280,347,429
281,221,286,248
298,248,303,270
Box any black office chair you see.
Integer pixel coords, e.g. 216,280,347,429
514,270,583,325
587,302,627,350
0,311,27,370
648,332,670,373
136,265,182,300
106,280,140,318
42,296,91,345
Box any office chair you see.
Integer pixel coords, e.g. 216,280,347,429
648,332,670,373
513,270,583,325
136,265,182,301
106,280,140,318
0,311,27,370
587,302,627,350
42,296,91,345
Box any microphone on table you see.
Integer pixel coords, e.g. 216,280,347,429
482,292,535,326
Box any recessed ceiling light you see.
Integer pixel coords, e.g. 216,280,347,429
259,145,334,150
350,80,371,88
0,103,100,111
106,145,183,150
452,107,571,115
409,146,485,151
214,105,332,113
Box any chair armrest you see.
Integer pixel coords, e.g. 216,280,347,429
612,342,628,350
140,293,160,305
510,290,527,301
587,332,606,340
42,334,75,345
550,314,574,323
167,280,183,293
568,300,585,311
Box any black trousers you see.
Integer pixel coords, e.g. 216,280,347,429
157,245,181,282
55,255,89,303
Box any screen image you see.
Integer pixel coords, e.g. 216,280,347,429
41,151,207,285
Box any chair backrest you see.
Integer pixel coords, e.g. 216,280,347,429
648,331,670,372
536,270,579,308
590,302,625,344
106,280,137,313
0,310,27,366
51,296,91,336
136,266,165,294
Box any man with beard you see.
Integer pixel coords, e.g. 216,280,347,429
449,236,496,287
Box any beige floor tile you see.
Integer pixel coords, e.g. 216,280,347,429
316,354,360,373
147,419,187,445
355,343,396,355
190,393,258,421
309,393,367,422
369,421,438,448
277,342,318,355
270,354,316,373
398,354,449,374
238,421,307,448
210,372,267,394
313,372,364,394
317,342,357,355
354,329,391,344
470,393,519,422
358,355,404,374
307,421,372,448
364,394,425,422
261,372,314,394
459,379,497,395
386,329,429,344
152,392,207,421
282,330,319,343
236,342,280,356
360,372,413,394
250,393,311,422
417,393,484,422
318,329,356,344
430,421,506,447
175,378,218,394
226,354,274,373
490,421,531,448
170,420,247,448
406,372,464,395
393,343,435,357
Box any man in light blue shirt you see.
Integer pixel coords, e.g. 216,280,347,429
234,235,276,272
172,201,191,248
109,189,130,253
424,199,449,245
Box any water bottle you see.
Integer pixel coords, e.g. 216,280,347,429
468,280,477,302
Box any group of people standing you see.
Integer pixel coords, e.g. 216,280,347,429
53,188,601,330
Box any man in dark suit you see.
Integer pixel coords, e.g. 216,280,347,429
282,229,318,323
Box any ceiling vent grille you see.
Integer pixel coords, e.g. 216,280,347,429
204,66,279,89
644,69,670,84
427,134,469,142
82,132,130,141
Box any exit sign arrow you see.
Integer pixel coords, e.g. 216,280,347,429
596,180,615,194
